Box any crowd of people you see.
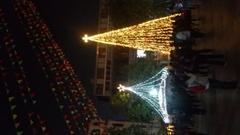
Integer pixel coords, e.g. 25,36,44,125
166,1,238,134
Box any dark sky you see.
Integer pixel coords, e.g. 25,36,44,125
36,0,100,92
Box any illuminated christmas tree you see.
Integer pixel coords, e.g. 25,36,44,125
117,67,171,123
83,14,181,54
0,0,98,134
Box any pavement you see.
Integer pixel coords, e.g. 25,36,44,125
190,0,240,134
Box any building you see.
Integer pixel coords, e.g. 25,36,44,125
94,0,130,97
94,0,113,97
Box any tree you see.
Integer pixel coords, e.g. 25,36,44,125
127,97,156,122
110,91,132,115
111,92,156,122
126,57,161,85
109,0,170,28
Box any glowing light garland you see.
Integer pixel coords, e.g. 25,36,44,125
83,14,181,54
0,1,98,134
117,67,171,123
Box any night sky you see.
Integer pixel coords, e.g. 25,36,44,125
36,0,100,93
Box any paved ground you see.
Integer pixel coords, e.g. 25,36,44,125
191,0,240,134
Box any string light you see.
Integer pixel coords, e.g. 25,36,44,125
0,7,49,134
117,67,171,123
0,0,98,134
166,124,175,135
83,13,181,54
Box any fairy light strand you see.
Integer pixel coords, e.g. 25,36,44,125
117,67,171,123
83,13,181,54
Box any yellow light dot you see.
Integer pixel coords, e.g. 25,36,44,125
82,34,89,43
